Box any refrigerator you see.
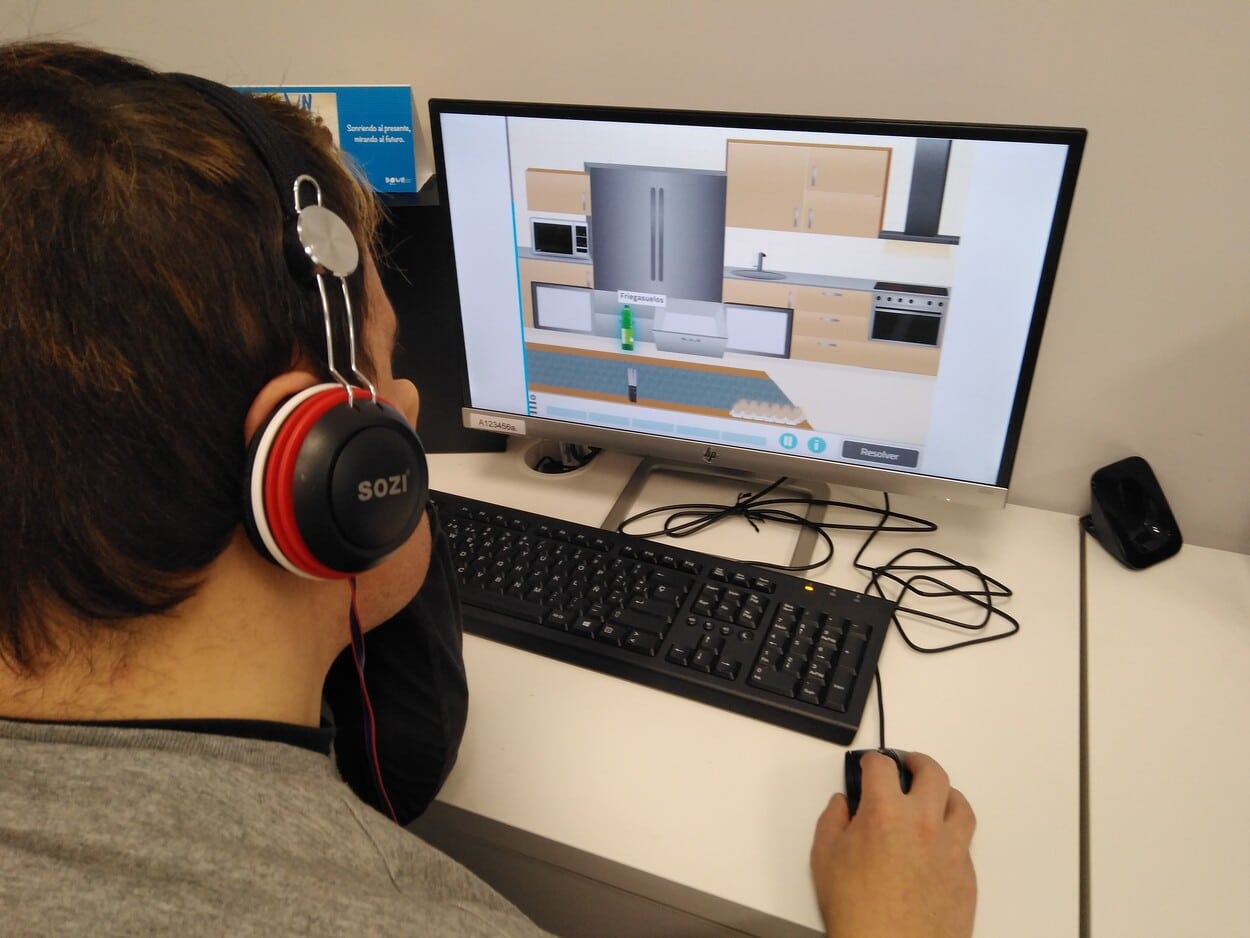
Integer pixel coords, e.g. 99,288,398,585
586,163,727,303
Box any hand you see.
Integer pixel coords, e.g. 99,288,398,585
810,751,977,938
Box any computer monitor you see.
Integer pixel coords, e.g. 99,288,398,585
427,99,1084,509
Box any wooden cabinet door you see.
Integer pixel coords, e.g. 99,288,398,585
525,169,591,214
805,146,890,196
802,147,889,236
787,284,872,316
790,308,870,342
722,278,793,309
789,337,938,374
801,190,884,237
725,141,806,230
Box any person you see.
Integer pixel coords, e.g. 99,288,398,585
0,39,976,938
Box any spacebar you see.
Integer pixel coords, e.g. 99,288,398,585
464,590,542,624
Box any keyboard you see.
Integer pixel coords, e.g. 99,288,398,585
433,489,897,744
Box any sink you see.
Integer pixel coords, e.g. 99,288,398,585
730,269,787,281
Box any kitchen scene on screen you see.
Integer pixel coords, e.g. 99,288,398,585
512,122,967,449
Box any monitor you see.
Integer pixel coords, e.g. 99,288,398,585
427,99,1085,508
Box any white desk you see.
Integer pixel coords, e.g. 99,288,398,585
1085,535,1250,938
416,445,1082,937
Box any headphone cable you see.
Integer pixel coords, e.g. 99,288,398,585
348,578,399,823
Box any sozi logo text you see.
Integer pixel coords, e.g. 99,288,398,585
357,472,411,502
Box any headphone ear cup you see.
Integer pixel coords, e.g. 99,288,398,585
244,384,428,579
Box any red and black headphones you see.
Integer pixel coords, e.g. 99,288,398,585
171,74,429,580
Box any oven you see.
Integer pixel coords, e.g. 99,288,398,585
870,282,948,347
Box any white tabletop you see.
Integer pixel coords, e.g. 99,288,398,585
1085,536,1250,938
424,445,1082,937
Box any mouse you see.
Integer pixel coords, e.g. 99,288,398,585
844,748,913,815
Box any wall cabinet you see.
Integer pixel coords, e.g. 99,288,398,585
525,169,591,215
520,258,593,326
725,140,890,237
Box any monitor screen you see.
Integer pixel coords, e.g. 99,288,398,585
428,99,1085,507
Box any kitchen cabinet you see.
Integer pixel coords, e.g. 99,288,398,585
723,278,871,343
525,169,591,215
788,337,939,376
725,140,890,237
722,278,936,374
520,258,593,327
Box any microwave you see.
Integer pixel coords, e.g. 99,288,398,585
532,218,590,258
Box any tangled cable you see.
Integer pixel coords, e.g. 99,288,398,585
616,477,1019,655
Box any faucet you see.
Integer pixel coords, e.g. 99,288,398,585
755,252,766,272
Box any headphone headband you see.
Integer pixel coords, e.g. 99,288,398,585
166,73,358,282
172,72,429,579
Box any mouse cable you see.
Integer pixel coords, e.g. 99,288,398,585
615,475,937,572
874,667,887,752
852,493,1020,655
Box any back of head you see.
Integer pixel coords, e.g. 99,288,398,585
0,40,381,673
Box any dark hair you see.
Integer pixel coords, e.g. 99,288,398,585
0,41,382,672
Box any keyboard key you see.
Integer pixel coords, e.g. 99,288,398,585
736,607,761,629
627,596,677,622
690,648,718,673
472,589,542,623
714,659,740,681
650,582,683,605
543,610,572,631
698,634,726,654
613,608,670,636
596,622,628,647
824,685,850,712
666,645,693,667
624,630,663,656
572,617,600,639
799,677,825,705
749,665,798,698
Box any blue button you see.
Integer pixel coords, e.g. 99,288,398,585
807,437,827,454
779,432,798,450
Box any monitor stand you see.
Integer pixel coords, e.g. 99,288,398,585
599,456,832,571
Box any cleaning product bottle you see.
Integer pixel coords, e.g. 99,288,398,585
619,304,635,351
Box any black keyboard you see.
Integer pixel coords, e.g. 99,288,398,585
433,490,897,744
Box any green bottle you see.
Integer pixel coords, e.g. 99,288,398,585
620,305,635,351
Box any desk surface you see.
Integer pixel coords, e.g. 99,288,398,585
1085,536,1250,938
426,446,1082,937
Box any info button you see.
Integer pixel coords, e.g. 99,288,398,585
841,441,920,468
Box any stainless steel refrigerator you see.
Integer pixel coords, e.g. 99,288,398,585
586,163,727,302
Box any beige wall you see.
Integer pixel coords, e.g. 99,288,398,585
5,0,1247,553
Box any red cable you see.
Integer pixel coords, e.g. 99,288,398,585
347,578,398,823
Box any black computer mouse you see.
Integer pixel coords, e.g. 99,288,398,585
845,748,913,815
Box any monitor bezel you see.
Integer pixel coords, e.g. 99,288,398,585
427,97,1086,509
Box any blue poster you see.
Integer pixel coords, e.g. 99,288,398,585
235,85,418,193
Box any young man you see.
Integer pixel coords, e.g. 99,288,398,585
0,40,975,937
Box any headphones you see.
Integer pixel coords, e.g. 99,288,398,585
171,74,429,580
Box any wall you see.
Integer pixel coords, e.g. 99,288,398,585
4,0,1246,553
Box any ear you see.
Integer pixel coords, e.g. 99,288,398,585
243,370,322,443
